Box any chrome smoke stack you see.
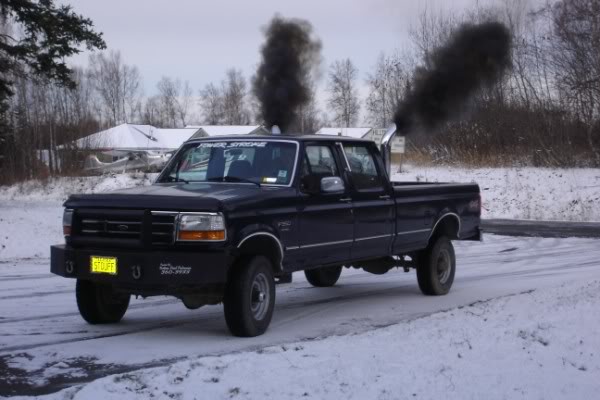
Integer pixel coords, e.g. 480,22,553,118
380,124,397,177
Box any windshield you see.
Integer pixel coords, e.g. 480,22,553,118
159,140,298,186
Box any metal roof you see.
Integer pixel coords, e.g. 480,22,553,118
72,123,200,150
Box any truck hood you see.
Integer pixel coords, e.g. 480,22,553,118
64,182,273,211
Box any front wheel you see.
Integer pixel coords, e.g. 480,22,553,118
224,256,276,337
76,280,130,324
416,236,456,295
304,265,342,287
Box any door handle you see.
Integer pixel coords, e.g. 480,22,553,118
339,197,352,202
379,195,391,200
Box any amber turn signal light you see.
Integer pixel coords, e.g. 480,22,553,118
178,230,226,241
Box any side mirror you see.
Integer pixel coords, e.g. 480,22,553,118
320,176,345,194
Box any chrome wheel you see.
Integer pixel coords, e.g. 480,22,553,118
250,272,270,321
437,249,451,285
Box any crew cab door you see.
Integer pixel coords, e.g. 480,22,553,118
294,143,354,268
339,142,395,260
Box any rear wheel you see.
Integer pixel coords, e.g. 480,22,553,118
416,236,456,295
304,265,342,287
76,279,130,324
224,256,276,337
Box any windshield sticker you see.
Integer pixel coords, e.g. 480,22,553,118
262,177,277,183
197,142,267,149
278,170,287,178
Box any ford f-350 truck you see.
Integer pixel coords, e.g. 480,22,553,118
51,132,481,337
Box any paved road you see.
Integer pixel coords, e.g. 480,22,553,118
482,219,600,238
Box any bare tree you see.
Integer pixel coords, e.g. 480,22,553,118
409,6,461,68
199,69,250,125
156,76,179,127
155,77,195,127
199,82,223,124
177,80,195,126
221,69,250,125
327,59,360,127
551,0,600,123
365,52,412,128
88,51,142,125
141,95,164,127
549,0,600,161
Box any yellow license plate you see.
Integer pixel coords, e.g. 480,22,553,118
90,256,118,275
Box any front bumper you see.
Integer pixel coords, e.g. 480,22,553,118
51,245,232,287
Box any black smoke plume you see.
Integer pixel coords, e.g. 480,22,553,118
253,16,322,133
394,22,511,134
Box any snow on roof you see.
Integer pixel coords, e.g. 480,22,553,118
73,124,199,150
186,125,268,137
315,127,373,139
150,128,199,149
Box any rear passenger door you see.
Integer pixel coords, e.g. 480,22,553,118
295,143,354,268
340,142,394,260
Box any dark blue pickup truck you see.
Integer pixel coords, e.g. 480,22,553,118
51,131,481,337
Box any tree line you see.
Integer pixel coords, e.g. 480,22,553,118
1,0,600,184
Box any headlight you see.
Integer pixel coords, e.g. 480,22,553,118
63,209,73,237
177,213,226,241
63,208,73,237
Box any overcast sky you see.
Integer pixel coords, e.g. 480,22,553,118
69,1,499,91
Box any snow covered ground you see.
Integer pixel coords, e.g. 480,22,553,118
0,173,156,260
1,168,599,398
395,166,600,221
26,279,600,400
1,235,599,398
0,173,156,204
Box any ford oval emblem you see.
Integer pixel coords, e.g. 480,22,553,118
118,224,129,231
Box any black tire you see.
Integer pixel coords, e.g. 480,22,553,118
416,236,456,295
304,265,342,287
224,256,276,337
76,279,130,324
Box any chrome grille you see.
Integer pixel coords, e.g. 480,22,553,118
150,211,177,244
78,214,142,239
74,209,176,246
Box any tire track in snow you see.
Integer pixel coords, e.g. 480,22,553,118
0,298,180,325
1,257,592,354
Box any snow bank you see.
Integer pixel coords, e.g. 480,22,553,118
0,173,157,204
31,279,599,400
394,166,600,221
1,168,598,222
0,202,62,259
0,173,156,260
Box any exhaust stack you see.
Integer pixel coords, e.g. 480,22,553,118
380,124,397,177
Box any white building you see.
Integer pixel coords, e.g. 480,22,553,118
187,125,269,139
73,123,200,154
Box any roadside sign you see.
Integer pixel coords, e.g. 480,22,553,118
391,136,405,154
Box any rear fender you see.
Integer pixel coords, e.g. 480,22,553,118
429,212,461,242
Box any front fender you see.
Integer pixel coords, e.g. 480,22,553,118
234,223,281,247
